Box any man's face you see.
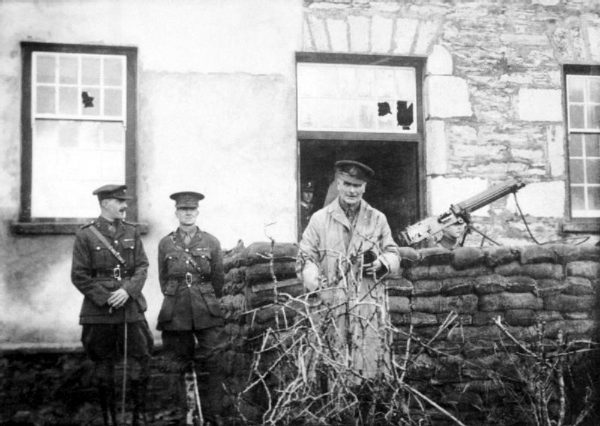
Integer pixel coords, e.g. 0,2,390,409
445,222,466,239
175,207,199,226
302,191,314,204
336,177,366,206
101,198,128,220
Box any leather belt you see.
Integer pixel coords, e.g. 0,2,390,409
170,272,211,284
93,270,133,279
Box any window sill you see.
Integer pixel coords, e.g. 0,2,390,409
561,220,600,234
10,221,149,235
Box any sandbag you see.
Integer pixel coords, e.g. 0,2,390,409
245,261,297,285
245,278,304,308
244,242,298,266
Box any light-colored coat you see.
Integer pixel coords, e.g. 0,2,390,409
298,197,400,290
298,197,400,378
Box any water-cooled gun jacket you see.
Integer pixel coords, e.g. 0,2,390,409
157,227,224,330
71,216,149,324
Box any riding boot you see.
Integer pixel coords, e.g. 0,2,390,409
98,384,118,426
184,372,202,426
131,379,148,426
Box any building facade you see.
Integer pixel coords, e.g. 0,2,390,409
1,0,599,345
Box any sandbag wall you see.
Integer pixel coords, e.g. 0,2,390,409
388,244,600,425
218,241,302,419
218,242,600,424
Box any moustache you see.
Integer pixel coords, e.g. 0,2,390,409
119,208,127,213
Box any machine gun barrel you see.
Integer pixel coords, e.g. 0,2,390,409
451,179,525,217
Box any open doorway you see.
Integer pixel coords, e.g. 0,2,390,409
298,138,420,244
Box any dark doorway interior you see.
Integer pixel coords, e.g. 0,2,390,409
299,139,420,244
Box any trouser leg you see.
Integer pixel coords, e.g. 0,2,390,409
131,377,148,426
96,362,118,426
162,331,200,425
194,326,226,425
82,325,119,425
122,321,153,426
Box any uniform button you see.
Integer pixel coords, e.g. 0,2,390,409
114,241,118,245
186,260,189,264
185,249,189,252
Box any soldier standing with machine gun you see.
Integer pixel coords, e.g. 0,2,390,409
71,184,153,425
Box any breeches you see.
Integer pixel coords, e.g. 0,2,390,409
161,327,223,374
82,321,154,383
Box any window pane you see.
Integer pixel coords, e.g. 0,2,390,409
589,187,600,210
58,121,79,147
569,105,584,128
586,104,600,129
585,134,600,157
59,86,79,115
589,78,600,103
104,57,123,86
104,88,122,116
571,186,585,211
586,159,600,184
355,69,374,98
81,87,101,116
297,62,417,133
36,55,55,83
358,103,375,129
36,86,55,114
82,57,101,85
59,56,78,84
31,120,125,218
570,159,584,183
569,134,583,157
567,76,584,102
374,69,396,98
101,122,125,146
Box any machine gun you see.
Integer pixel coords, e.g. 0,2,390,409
400,179,526,247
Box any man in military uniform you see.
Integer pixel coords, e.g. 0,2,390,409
299,180,315,232
157,191,225,425
71,184,152,425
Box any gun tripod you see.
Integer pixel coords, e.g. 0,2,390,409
458,221,500,248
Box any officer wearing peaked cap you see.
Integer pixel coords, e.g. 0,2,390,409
93,184,134,200
157,191,225,425
71,184,152,425
297,160,400,409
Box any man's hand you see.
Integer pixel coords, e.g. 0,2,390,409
301,262,321,292
108,288,130,309
363,258,383,277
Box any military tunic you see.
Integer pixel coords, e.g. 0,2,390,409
157,227,224,331
71,216,149,324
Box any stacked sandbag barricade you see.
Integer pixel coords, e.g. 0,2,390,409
222,241,302,336
219,241,303,420
386,244,600,425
